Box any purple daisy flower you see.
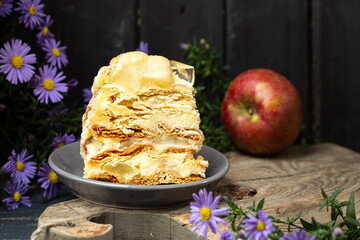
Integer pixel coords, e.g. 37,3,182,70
42,38,68,69
51,133,76,150
67,78,78,88
15,0,45,30
1,149,36,184
136,41,149,54
220,231,235,240
237,230,246,239
33,65,68,104
0,39,36,85
334,228,343,237
280,229,316,240
82,87,92,103
38,161,66,200
0,0,13,18
36,15,55,46
180,43,188,50
189,188,228,240
0,104,6,111
241,210,275,240
2,181,31,210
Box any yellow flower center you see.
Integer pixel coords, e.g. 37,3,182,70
52,48,60,57
256,221,266,231
11,55,24,69
49,170,59,184
0,1,2,8
16,161,25,171
57,141,65,148
13,192,21,202
43,26,49,36
29,6,36,16
200,207,212,221
43,79,55,91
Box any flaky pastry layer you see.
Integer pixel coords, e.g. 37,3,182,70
87,172,204,185
80,52,207,185
84,150,208,185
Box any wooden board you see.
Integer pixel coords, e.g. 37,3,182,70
139,0,224,61
225,0,311,127
42,0,360,153
32,143,360,239
46,0,137,100
311,0,360,151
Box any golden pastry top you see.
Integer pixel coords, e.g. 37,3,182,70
91,51,195,95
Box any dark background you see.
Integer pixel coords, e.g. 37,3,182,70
45,0,360,153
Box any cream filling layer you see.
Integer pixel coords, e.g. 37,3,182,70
84,151,208,180
112,111,200,130
87,86,198,121
84,135,202,161
86,109,201,133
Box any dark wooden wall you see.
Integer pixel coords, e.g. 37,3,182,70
45,0,360,153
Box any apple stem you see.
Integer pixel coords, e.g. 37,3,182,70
248,108,255,115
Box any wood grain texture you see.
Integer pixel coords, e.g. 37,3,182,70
41,0,360,153
225,0,311,127
45,0,137,94
33,143,360,239
139,0,224,61
311,0,360,151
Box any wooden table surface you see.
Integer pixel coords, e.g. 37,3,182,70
32,143,360,240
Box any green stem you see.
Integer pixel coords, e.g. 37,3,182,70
272,219,303,230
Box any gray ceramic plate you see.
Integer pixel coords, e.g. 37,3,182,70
49,142,229,209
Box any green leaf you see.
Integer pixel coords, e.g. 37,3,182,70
346,192,356,220
223,196,236,208
291,211,303,222
340,201,351,207
270,217,282,223
236,222,242,231
311,217,322,229
319,202,327,212
284,213,291,232
348,228,360,240
231,218,236,232
256,198,265,210
321,187,328,198
324,220,336,227
331,205,337,221
247,200,256,212
195,85,205,92
345,216,360,227
329,188,344,201
300,218,314,231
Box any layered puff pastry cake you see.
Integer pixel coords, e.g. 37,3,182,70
80,51,208,185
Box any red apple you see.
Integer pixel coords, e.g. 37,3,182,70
221,68,302,155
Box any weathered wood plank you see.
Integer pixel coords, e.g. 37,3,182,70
0,187,75,240
223,144,360,224
226,0,311,128
41,0,360,153
33,143,360,239
311,0,360,152
139,0,224,61
45,0,137,90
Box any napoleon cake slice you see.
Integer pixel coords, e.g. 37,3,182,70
80,51,208,185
